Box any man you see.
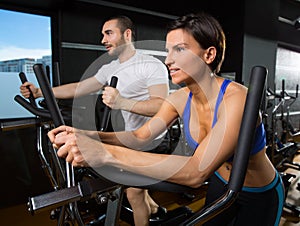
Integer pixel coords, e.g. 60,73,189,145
20,15,169,226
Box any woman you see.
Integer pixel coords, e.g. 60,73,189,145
49,12,284,226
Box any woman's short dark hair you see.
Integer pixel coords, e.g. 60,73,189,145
167,12,226,73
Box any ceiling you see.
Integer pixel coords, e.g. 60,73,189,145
1,0,299,21
1,0,299,41
0,0,235,19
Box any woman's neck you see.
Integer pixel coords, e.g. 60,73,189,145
188,74,220,105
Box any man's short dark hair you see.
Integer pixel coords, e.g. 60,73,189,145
106,15,136,41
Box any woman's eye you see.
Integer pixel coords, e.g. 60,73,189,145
176,46,185,52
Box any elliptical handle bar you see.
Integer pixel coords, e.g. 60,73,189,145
32,64,65,127
284,83,299,100
281,79,285,99
14,95,52,119
267,87,282,99
19,72,37,108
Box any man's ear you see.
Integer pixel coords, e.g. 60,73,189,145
204,47,216,64
124,29,132,42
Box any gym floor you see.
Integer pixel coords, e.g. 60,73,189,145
279,153,300,226
0,155,299,226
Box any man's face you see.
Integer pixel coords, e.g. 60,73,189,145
101,19,126,56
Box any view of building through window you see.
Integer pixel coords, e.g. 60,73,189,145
0,9,52,119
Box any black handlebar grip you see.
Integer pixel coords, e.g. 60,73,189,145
19,72,27,84
99,76,118,131
228,65,267,191
281,79,285,98
33,63,65,127
296,84,298,98
19,72,37,107
46,65,51,85
53,62,61,87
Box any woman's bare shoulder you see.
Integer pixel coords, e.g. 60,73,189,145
168,86,190,99
165,87,190,113
225,80,247,98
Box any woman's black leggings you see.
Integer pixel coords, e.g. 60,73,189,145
203,171,285,226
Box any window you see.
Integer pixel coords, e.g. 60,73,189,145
275,46,300,130
0,9,51,119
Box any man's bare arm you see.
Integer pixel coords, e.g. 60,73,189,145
104,83,168,116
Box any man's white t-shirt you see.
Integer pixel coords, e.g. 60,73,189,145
94,51,169,133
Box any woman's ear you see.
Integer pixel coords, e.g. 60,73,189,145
204,47,216,64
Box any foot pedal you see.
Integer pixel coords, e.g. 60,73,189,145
149,206,193,225
284,202,300,217
280,172,296,188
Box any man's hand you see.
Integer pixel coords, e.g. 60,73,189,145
20,82,40,99
102,86,123,109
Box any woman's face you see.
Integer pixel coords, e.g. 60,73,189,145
165,29,209,85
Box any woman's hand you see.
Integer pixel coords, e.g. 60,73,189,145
47,125,73,148
48,125,109,168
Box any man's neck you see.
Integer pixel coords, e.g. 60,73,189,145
118,45,136,63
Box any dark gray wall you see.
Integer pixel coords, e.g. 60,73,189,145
55,0,245,84
57,1,172,84
242,0,280,87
